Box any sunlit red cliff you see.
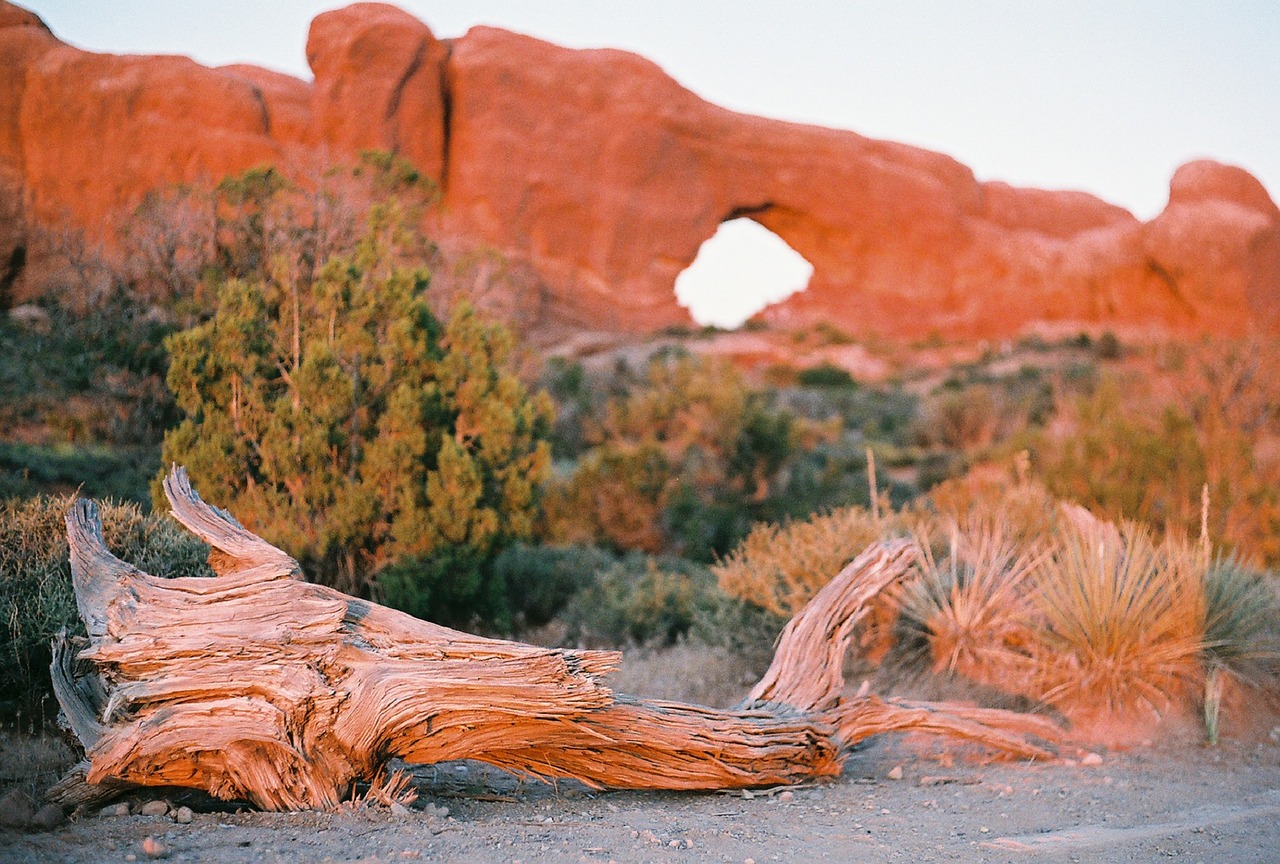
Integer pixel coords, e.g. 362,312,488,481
1,1,1276,339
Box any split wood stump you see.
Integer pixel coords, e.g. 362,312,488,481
49,467,1060,811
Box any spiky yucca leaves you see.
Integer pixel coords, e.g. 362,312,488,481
898,522,1043,689
1203,555,1280,676
1033,510,1205,719
1201,555,1280,743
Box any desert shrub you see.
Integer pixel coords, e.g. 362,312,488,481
1029,344,1280,566
540,358,594,459
713,506,895,618
775,384,917,448
916,383,1012,453
560,554,718,647
0,442,158,505
374,545,504,630
543,353,805,561
1095,330,1122,360
690,591,788,662
762,438,886,521
492,542,616,630
1173,339,1280,565
0,495,210,725
1031,511,1205,719
810,321,854,346
1033,379,1206,534
0,289,178,459
161,157,552,616
543,443,672,554
797,363,857,389
923,468,1061,546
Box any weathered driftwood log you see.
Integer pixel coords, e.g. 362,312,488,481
49,467,1060,811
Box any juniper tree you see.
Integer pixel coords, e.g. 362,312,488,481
159,161,551,623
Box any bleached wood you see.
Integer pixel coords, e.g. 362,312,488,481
50,466,1060,810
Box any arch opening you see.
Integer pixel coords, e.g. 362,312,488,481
674,218,813,329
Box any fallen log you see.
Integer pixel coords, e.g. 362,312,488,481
49,466,1060,811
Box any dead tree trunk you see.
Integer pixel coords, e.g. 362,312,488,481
49,467,1059,811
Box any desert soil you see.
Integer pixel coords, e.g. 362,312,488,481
4,735,1279,864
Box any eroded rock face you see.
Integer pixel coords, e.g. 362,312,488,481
0,0,1275,338
307,2,449,183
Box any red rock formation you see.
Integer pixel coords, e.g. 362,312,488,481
0,3,55,301
306,3,448,183
0,0,1275,339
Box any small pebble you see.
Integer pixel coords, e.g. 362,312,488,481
668,839,680,848
125,856,137,863
173,806,193,824
101,802,131,818
1080,752,1104,767
778,790,794,802
887,765,904,781
140,801,170,817
142,835,170,859
389,802,409,817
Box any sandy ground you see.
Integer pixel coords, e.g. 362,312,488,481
5,735,1279,864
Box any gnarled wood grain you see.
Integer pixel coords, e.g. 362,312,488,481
50,466,1059,810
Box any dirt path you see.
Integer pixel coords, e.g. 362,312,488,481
6,737,1278,864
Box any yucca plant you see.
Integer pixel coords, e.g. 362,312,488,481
1201,555,1280,744
1032,508,1205,720
898,521,1043,689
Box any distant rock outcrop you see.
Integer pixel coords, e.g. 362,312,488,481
0,1,1276,338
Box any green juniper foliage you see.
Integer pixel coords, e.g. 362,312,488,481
158,157,552,623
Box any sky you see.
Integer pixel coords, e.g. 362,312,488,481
20,1,1280,327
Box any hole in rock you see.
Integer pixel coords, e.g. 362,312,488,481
674,218,813,329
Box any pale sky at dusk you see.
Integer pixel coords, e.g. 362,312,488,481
18,1,1280,326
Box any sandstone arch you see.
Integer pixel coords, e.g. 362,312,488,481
0,2,1275,339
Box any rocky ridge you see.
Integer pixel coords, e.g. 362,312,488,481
0,1,1276,340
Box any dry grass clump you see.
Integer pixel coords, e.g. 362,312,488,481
1030,508,1205,721
923,463,1060,546
898,521,1043,690
1,495,211,724
712,505,894,618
